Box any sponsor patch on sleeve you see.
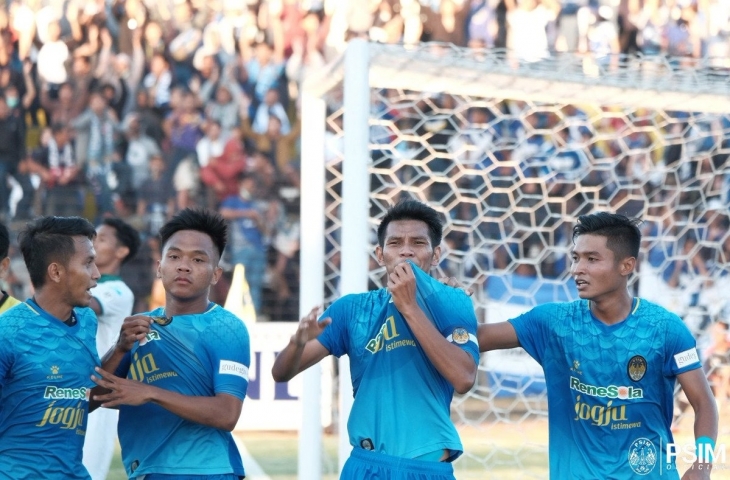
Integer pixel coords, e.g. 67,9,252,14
674,348,700,369
219,360,249,380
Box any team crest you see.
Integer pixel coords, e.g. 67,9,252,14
50,365,59,375
451,328,469,345
627,355,647,382
150,315,173,326
628,438,657,475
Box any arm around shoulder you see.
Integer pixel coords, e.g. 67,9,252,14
477,321,520,352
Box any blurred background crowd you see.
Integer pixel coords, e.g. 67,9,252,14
0,0,727,327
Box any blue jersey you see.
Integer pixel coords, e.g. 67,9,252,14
117,303,250,479
510,298,701,479
318,261,479,460
0,300,99,480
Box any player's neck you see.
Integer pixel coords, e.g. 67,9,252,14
164,294,211,317
32,289,74,323
589,291,634,326
97,262,121,276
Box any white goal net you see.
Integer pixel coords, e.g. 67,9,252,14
299,40,730,479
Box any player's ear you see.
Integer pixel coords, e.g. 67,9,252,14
375,245,385,266
431,245,442,266
620,256,636,277
0,256,10,278
115,245,130,262
211,265,223,285
48,261,63,284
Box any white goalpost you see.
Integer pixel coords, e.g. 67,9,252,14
299,40,730,478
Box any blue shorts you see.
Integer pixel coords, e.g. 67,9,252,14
341,448,455,480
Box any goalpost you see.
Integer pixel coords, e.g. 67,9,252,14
299,39,730,478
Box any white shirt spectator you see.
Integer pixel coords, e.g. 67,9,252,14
37,40,69,84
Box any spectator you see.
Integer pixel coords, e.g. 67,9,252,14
200,135,248,205
252,88,291,135
36,20,69,85
199,64,249,136
220,171,267,316
137,154,175,237
120,114,161,190
196,119,227,169
30,123,84,217
143,53,173,113
0,95,25,220
71,91,121,217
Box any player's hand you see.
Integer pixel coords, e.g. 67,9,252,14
91,367,153,407
115,315,153,352
438,276,474,297
292,306,331,347
388,262,418,314
681,462,712,479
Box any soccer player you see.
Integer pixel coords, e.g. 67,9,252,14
91,208,250,479
272,200,479,479
83,218,140,480
477,212,718,479
0,216,100,479
0,222,20,314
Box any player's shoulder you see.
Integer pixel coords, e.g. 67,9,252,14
531,300,585,319
331,289,390,312
204,305,250,332
633,298,682,326
0,301,31,333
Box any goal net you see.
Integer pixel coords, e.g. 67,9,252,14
299,40,730,479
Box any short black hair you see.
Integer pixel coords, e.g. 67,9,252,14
158,208,227,259
101,218,141,265
377,200,443,248
572,212,642,260
0,222,9,258
18,216,96,288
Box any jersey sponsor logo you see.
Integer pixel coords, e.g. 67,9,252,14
365,315,406,354
674,348,699,369
219,360,249,380
628,438,658,475
627,355,647,382
570,376,643,399
36,401,86,432
448,327,470,345
574,394,630,427
139,330,161,346
43,386,89,401
128,351,161,382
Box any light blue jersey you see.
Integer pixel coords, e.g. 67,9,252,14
510,298,701,479
0,300,99,480
318,261,479,461
116,303,250,479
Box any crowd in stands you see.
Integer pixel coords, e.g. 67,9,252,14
0,0,728,323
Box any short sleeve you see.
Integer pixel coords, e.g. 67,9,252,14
508,304,555,366
316,297,354,358
663,314,701,377
206,316,251,400
421,288,480,365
